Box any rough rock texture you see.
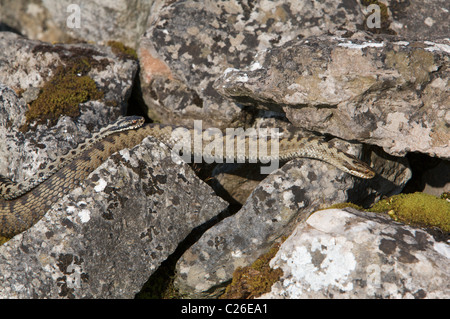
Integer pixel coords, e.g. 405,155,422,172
215,34,450,159
261,208,450,299
0,0,167,48
0,138,228,298
138,0,372,127
388,0,450,38
173,148,411,298
0,32,138,185
210,116,412,205
2,0,448,47
1,0,448,299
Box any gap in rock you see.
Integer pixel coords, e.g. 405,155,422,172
403,152,449,196
135,203,239,299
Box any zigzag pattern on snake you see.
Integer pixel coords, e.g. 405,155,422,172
0,116,375,237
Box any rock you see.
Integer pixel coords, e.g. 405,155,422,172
0,32,138,186
0,137,229,298
0,0,166,48
261,208,450,299
2,0,447,49
173,146,411,297
138,0,372,127
388,0,450,38
403,153,450,197
210,125,412,205
215,33,450,159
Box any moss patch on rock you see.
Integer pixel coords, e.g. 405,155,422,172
220,241,284,299
107,41,138,60
319,192,450,233
23,57,104,128
369,192,450,232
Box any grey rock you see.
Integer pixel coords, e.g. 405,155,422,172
215,34,450,159
0,32,138,186
262,208,450,299
0,0,166,48
138,0,371,127
388,0,450,38
0,138,228,298
421,160,450,197
174,145,411,297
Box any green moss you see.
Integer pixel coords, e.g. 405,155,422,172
369,192,450,232
220,242,284,299
23,57,104,128
107,41,137,60
319,202,364,211
0,236,10,246
318,192,449,233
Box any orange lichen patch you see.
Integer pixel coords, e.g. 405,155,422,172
139,46,174,83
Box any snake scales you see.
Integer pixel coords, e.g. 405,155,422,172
0,116,375,237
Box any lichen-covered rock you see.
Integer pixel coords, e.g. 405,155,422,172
215,34,450,159
138,0,372,127
173,145,411,298
0,32,138,187
0,138,228,298
0,0,164,48
388,0,450,38
261,208,450,299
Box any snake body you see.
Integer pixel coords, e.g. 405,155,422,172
0,117,146,200
0,116,375,237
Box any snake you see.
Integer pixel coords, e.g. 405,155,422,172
0,116,375,237
0,117,147,200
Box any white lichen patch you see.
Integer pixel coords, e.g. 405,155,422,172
424,41,450,53
93,177,107,193
337,40,384,49
249,61,262,71
271,235,356,297
78,209,91,223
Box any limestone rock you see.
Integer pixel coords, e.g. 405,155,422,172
0,32,138,187
174,148,410,298
138,0,371,127
0,0,166,48
215,34,450,159
388,0,450,38
262,208,450,299
0,138,228,298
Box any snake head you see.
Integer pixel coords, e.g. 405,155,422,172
341,156,376,179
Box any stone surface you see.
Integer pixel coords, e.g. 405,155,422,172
215,34,450,159
0,32,138,187
261,208,450,299
138,0,371,127
0,0,166,48
388,0,450,38
173,147,411,297
0,138,228,298
1,0,448,299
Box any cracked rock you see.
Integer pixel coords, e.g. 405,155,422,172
0,138,228,298
262,208,450,299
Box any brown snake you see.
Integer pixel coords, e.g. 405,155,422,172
0,116,375,237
